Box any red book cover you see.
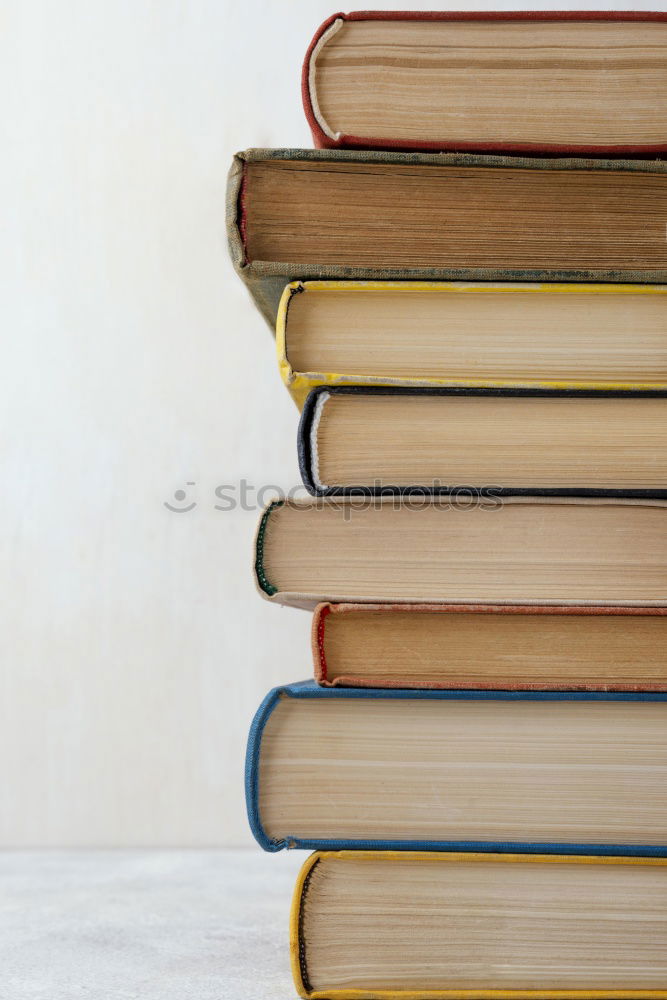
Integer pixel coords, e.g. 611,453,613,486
303,11,667,157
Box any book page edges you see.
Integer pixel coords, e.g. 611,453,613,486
291,850,667,1000
261,492,667,611
269,593,667,613
303,11,667,157
279,281,667,409
312,602,667,691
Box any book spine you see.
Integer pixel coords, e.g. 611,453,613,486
311,603,331,685
225,154,291,332
290,852,320,997
244,683,287,852
302,13,346,149
276,282,313,407
253,500,283,598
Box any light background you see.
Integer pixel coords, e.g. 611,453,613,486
1,0,662,846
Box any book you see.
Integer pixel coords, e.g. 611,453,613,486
254,497,667,610
313,602,667,692
227,148,667,330
291,850,667,999
277,280,667,408
303,11,667,158
298,386,667,498
246,681,667,855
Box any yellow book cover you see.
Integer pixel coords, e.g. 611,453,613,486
290,850,667,1000
276,281,667,409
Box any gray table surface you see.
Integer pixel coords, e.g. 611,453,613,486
0,850,305,999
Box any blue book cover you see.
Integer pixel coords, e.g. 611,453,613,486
245,680,667,856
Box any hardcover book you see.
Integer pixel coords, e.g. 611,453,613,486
254,497,667,610
246,681,667,855
227,148,667,330
312,602,667,692
298,386,667,498
303,11,667,157
291,850,667,999
277,280,667,408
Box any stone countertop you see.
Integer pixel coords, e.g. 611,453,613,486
1,849,305,999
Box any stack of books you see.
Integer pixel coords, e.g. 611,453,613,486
228,11,667,998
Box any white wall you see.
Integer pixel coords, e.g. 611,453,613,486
0,0,659,846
